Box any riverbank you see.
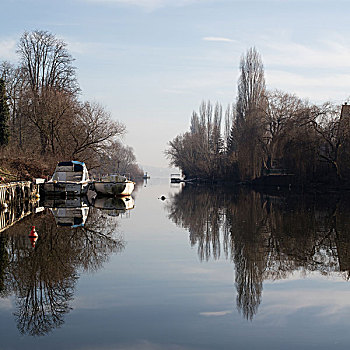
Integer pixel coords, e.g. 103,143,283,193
182,174,350,194
0,157,51,183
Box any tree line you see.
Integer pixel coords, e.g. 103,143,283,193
0,30,143,179
166,47,350,187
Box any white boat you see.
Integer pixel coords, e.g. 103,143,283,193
93,174,135,196
43,161,90,196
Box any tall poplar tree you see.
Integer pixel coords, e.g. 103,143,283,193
229,47,266,180
236,47,266,122
0,78,10,146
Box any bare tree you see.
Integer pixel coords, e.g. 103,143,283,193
236,47,266,122
0,62,27,147
167,101,227,179
96,140,143,179
224,103,235,152
261,90,306,169
229,47,267,180
17,30,78,95
0,30,143,178
16,30,79,154
305,102,344,178
67,101,125,162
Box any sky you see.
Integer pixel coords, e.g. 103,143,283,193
1,0,350,169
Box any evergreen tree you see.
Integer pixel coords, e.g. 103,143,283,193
0,78,9,146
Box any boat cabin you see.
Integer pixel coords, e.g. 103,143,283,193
51,161,89,183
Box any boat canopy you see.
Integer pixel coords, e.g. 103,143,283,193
58,161,85,166
57,161,85,172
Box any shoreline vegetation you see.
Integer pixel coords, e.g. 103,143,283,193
0,30,144,183
166,47,350,192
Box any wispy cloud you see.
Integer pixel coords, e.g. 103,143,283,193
259,31,350,70
200,310,232,317
81,340,194,350
84,0,335,5
64,39,105,55
265,42,350,70
266,70,350,103
247,33,350,101
0,298,13,310
63,37,125,59
83,0,204,10
261,288,350,324
0,38,17,61
203,36,237,43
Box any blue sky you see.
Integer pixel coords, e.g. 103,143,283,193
1,0,350,168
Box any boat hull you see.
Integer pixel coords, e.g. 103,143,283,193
43,181,90,196
93,181,134,196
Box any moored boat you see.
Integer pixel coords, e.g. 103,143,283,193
93,174,135,196
43,161,90,196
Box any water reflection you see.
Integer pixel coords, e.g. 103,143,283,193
0,195,130,336
93,195,135,216
43,196,90,227
167,186,350,320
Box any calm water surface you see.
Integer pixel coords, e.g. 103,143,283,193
1,178,350,349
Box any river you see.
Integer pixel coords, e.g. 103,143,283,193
1,178,350,349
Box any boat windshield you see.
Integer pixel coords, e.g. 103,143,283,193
51,171,83,182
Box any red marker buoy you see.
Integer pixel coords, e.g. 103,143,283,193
28,226,38,248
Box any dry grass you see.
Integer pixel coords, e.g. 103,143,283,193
0,156,52,183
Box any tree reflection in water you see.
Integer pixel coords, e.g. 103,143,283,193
0,206,124,336
167,186,350,320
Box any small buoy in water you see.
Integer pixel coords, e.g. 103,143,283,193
159,195,166,201
28,226,38,248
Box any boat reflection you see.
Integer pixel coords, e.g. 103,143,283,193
41,194,135,225
0,195,127,336
43,197,90,227
167,186,350,320
93,195,134,216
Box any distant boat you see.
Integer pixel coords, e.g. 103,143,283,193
43,161,90,196
93,174,135,196
170,173,182,183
